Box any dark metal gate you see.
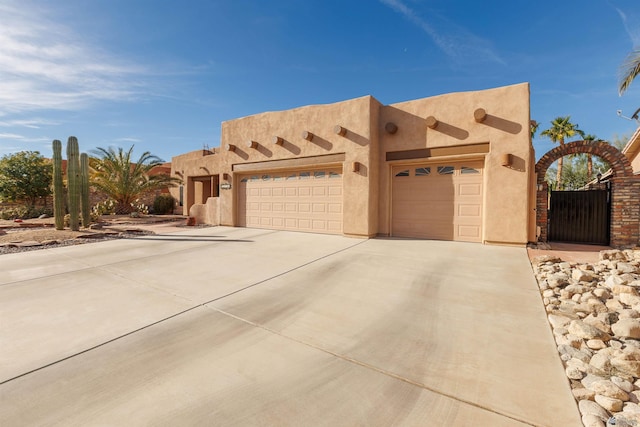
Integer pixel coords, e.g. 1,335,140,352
548,188,610,245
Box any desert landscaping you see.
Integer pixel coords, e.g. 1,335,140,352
0,215,189,255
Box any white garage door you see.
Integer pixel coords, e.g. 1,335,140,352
391,160,483,242
238,167,343,234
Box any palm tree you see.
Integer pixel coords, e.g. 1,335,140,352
540,116,585,190
530,120,539,140
583,134,600,179
90,146,181,214
619,48,640,95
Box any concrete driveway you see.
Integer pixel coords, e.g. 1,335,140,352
0,227,580,426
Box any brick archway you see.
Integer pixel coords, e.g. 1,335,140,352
534,140,640,247
535,140,633,182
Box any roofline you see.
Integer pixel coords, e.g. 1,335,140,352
622,126,640,157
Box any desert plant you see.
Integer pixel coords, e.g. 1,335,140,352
153,194,175,215
0,151,52,208
541,117,585,190
92,199,117,216
66,137,81,231
0,206,52,220
80,153,90,228
619,48,640,95
90,145,180,214
52,140,65,230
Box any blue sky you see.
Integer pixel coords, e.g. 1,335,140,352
1,0,639,162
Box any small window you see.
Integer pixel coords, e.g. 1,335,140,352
461,166,480,174
274,175,284,181
395,169,410,177
314,171,326,179
299,172,311,179
329,171,341,179
287,173,297,180
415,167,431,176
240,177,248,183
437,166,454,175
249,175,259,182
261,174,271,181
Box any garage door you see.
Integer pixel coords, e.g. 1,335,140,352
238,167,343,234
391,160,483,242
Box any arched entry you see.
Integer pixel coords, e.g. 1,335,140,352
535,140,640,247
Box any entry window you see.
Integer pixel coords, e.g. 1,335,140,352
415,167,431,176
329,171,341,179
274,175,284,181
437,166,454,175
262,174,271,181
287,173,297,180
395,169,410,177
461,166,480,174
240,177,248,183
299,172,311,179
314,171,326,179
250,176,259,182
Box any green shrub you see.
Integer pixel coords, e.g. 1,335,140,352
153,194,175,215
0,205,52,220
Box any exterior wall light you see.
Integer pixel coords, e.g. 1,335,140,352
425,116,439,129
474,108,487,123
352,161,360,172
334,125,347,136
223,173,230,180
302,131,314,141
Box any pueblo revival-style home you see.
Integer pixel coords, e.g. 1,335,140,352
170,83,537,246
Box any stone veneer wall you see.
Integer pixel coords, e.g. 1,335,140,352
535,140,640,248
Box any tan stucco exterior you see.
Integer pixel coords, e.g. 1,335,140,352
623,127,640,173
171,83,535,245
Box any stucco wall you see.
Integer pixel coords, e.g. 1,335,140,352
377,83,533,244
171,84,534,245
217,95,379,237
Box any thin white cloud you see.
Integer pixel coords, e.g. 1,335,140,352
0,1,147,116
0,133,25,139
615,6,640,45
379,0,504,65
0,132,49,142
0,118,60,128
115,137,142,143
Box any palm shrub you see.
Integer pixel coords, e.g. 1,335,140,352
90,146,181,215
619,48,640,95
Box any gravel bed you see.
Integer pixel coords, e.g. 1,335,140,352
532,249,640,427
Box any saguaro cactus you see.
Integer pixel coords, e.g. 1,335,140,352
80,153,90,228
52,139,65,230
66,137,80,231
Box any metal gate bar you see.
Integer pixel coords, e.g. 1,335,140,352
548,189,610,245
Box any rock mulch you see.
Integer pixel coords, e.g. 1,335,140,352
0,229,153,255
532,249,640,427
